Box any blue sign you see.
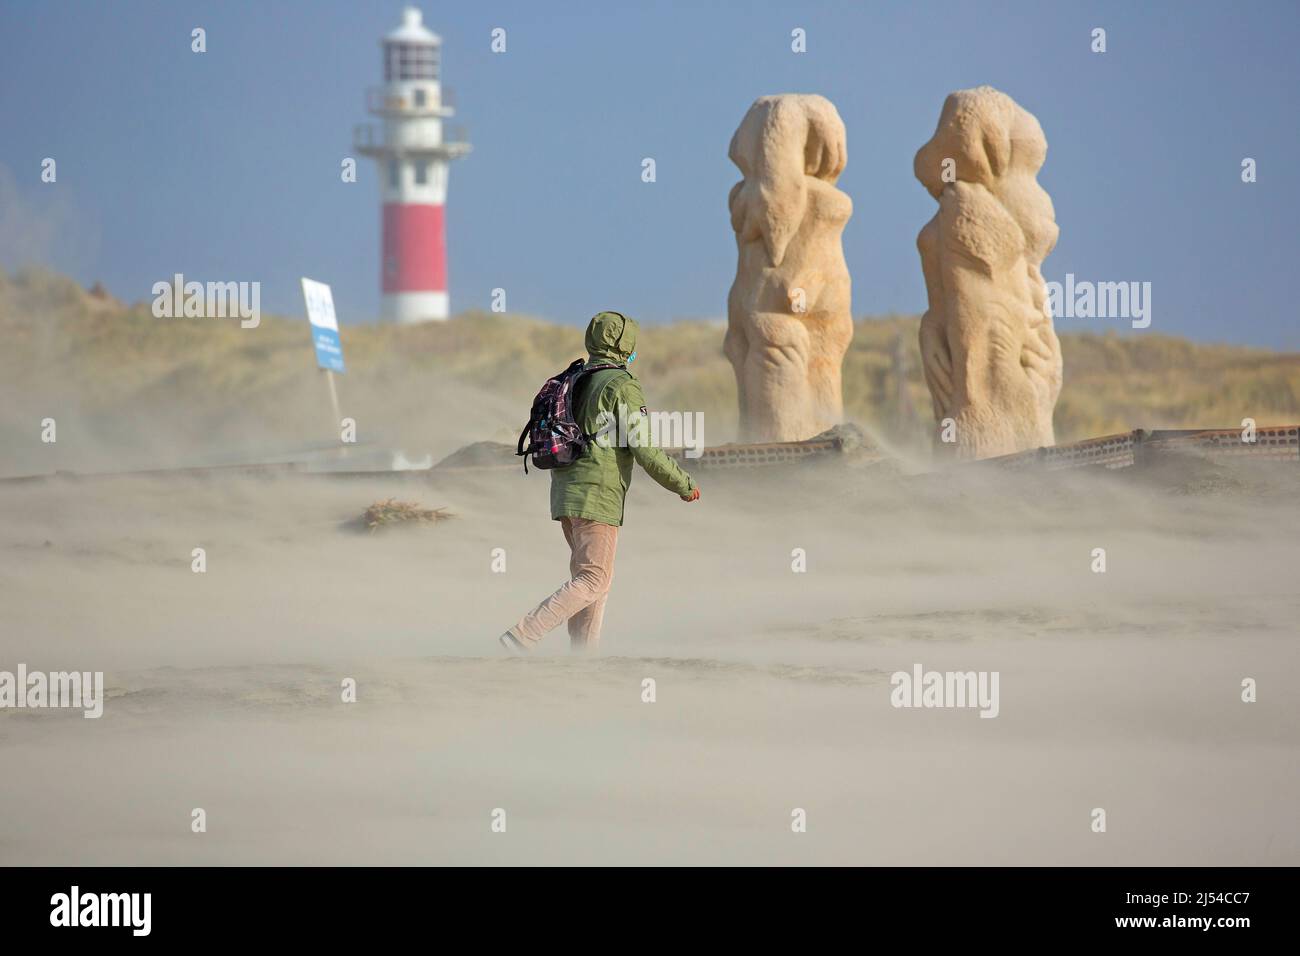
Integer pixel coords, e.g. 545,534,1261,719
300,277,345,373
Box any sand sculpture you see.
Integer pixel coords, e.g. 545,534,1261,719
914,86,1062,459
725,94,853,443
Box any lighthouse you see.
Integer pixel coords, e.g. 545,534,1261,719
354,7,470,323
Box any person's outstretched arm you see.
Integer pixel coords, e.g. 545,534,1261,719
617,378,698,500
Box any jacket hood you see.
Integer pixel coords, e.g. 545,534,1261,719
585,311,638,363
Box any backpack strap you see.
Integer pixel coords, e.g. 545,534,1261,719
516,420,532,474
571,363,626,415
574,365,633,443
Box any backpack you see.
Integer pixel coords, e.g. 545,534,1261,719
516,359,627,473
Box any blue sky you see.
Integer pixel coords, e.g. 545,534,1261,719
1,0,1297,347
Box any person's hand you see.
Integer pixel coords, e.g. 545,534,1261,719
681,486,700,502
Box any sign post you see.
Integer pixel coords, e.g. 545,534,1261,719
300,278,346,438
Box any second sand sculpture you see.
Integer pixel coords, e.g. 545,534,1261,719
914,86,1062,459
726,94,853,443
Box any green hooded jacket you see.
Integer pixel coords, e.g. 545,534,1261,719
550,311,696,526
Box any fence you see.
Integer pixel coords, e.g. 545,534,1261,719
986,425,1299,471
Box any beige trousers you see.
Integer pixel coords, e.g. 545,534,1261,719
510,517,620,650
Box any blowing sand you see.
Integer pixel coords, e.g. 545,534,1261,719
0,456,1297,865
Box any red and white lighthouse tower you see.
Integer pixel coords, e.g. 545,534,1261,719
355,7,470,323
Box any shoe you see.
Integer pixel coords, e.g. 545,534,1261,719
498,631,528,655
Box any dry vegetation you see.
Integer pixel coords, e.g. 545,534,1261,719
2,267,1297,467
362,498,454,532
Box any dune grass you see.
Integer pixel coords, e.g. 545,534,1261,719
3,267,1298,456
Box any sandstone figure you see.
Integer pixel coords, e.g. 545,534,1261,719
726,94,853,442
914,86,1061,459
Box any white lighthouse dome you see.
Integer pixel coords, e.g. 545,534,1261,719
386,7,440,45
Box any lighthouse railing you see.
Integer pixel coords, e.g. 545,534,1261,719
352,123,471,155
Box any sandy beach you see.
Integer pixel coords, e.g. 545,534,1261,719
2,457,1296,865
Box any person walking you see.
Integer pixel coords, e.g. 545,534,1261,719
500,311,699,653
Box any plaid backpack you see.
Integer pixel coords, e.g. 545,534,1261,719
516,359,626,473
